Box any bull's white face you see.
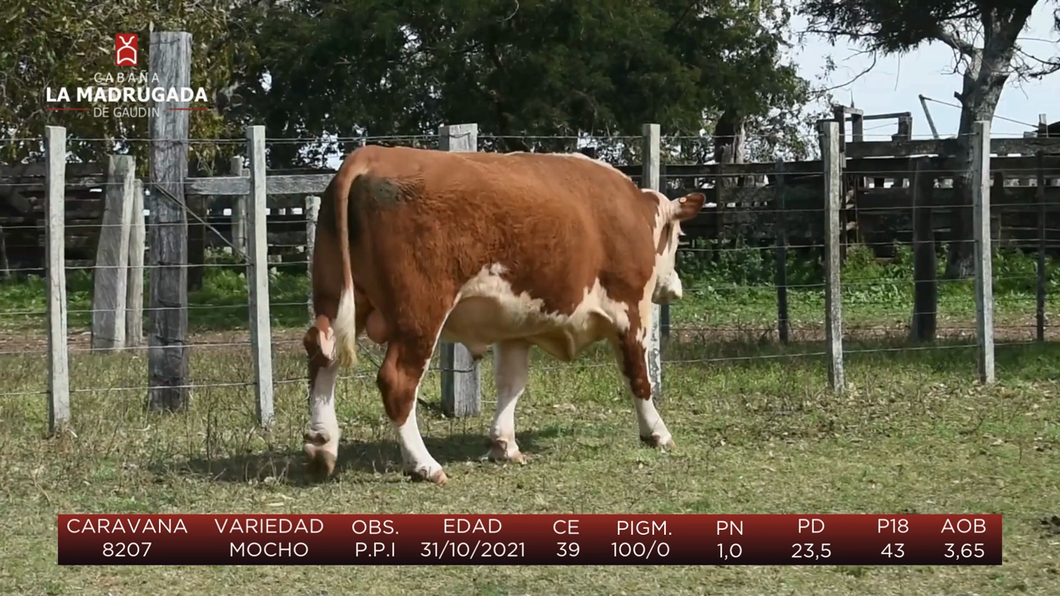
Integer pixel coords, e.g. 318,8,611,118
646,190,705,304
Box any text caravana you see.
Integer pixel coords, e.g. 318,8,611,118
65,517,188,533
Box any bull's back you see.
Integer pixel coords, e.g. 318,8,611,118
338,146,658,358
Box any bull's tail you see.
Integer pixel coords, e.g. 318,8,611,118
330,161,365,369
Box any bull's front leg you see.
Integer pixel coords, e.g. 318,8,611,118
610,322,674,449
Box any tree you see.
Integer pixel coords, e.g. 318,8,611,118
0,0,260,169
799,0,1060,278
225,0,813,167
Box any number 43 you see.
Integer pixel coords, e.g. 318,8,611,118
882,543,905,557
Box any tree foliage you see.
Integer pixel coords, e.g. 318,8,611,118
799,0,1059,277
228,0,814,166
0,0,259,170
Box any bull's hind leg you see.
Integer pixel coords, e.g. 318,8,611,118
302,295,372,480
610,326,674,449
377,329,448,484
488,340,531,464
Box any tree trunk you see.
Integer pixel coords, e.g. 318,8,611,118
945,51,1008,279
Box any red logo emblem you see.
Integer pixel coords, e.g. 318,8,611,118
115,34,138,66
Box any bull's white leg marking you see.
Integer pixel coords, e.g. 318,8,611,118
307,363,341,457
392,316,451,483
394,386,444,482
488,341,531,463
634,334,673,447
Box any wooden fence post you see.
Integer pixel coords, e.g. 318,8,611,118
910,157,938,342
91,154,135,352
246,125,275,427
125,179,145,347
45,125,71,434
305,195,320,322
659,161,670,340
230,156,247,257
438,123,482,418
641,123,664,406
146,30,192,412
821,120,845,393
1036,150,1047,342
971,120,996,384
773,159,789,344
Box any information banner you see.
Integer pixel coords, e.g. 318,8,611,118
57,514,1001,566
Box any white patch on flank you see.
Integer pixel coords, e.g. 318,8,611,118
308,364,340,455
441,263,631,362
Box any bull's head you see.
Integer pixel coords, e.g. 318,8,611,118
645,190,705,304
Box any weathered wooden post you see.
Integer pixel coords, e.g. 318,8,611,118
773,158,789,344
305,195,320,322
146,31,192,412
1036,150,1047,342
246,125,275,427
910,157,938,342
125,179,145,347
438,123,482,418
91,154,135,351
971,120,995,384
821,120,845,393
642,123,664,405
230,156,247,257
45,125,71,434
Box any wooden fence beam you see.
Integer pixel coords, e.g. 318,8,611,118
641,123,664,406
45,125,71,434
438,123,482,419
125,179,145,348
91,154,135,351
305,195,320,323
972,121,996,384
230,156,247,256
146,30,192,412
246,125,275,427
821,120,845,393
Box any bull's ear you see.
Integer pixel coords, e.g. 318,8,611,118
670,192,705,221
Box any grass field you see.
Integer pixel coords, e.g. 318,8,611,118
1,244,1058,595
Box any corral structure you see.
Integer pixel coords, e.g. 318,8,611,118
2,31,1058,438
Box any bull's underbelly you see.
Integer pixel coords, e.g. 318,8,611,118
439,295,614,362
433,265,631,361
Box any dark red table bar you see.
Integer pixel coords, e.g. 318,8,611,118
57,514,1002,566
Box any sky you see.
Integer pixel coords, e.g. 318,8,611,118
790,3,1060,140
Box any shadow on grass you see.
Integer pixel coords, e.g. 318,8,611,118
157,430,549,487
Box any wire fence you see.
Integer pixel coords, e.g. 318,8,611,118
1,123,1058,450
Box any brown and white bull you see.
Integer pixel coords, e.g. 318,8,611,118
302,144,704,484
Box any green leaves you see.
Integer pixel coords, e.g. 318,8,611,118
236,0,810,162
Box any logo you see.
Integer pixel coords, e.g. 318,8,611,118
115,34,138,66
